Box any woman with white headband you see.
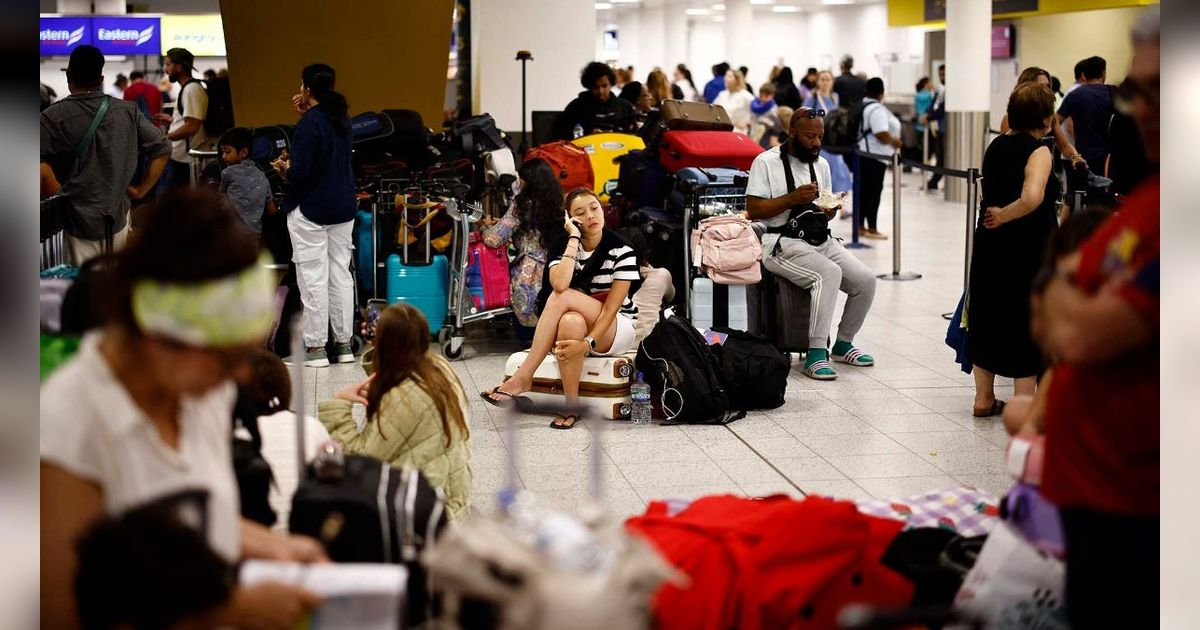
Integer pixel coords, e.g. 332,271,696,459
41,189,324,630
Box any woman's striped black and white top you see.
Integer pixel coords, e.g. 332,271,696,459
543,229,642,319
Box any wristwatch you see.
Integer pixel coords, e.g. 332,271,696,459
584,336,596,352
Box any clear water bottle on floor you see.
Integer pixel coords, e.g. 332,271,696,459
572,123,584,139
631,371,652,425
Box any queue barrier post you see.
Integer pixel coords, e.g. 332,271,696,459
964,168,980,294
922,125,930,192
845,148,871,250
877,151,922,282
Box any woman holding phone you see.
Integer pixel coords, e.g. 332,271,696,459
481,188,642,429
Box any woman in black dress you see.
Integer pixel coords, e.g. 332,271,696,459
968,82,1059,417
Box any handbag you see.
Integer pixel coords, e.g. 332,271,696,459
42,96,112,241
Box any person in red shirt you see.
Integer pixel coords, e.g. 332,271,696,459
1035,8,1159,627
122,70,163,122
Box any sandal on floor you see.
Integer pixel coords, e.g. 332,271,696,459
833,347,875,367
973,399,1006,417
549,413,581,430
803,360,838,381
480,386,529,408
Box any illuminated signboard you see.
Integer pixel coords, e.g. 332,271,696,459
40,16,92,56
91,16,161,55
161,14,226,57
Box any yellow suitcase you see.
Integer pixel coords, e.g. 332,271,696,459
571,133,645,203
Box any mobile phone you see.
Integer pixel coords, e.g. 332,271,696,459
365,299,387,341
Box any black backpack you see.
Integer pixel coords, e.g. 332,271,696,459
707,326,790,411
825,101,880,149
635,315,744,424
179,78,235,139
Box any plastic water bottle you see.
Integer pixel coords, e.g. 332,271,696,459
572,123,584,139
501,490,613,573
631,371,652,425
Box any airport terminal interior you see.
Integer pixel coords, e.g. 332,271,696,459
37,0,1165,627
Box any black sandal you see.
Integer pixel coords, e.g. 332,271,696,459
480,386,529,408
549,413,581,430
973,399,1007,418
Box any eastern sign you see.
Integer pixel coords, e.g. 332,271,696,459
39,16,92,56
91,16,161,55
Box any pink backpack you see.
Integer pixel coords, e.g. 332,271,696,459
690,214,762,285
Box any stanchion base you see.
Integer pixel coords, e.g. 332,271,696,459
876,271,923,281
845,242,872,250
941,312,954,320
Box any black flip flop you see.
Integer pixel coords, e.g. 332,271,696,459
549,413,581,430
480,387,529,408
973,399,1007,418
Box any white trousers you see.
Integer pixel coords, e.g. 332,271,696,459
287,209,355,349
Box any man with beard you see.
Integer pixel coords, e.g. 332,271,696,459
554,61,637,140
746,107,878,381
157,47,208,189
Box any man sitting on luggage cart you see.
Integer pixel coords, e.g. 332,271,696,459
745,107,877,380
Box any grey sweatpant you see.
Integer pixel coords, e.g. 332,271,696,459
761,234,876,349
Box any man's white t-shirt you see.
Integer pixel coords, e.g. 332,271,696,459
40,332,241,560
857,98,901,157
169,79,209,162
746,146,833,229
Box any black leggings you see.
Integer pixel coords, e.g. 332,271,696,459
858,157,887,231
1060,508,1159,629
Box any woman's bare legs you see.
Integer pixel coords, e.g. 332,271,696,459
972,364,997,410
1013,376,1036,397
485,289,614,400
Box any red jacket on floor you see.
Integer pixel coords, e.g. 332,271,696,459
626,494,914,630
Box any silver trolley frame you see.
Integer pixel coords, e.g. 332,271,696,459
437,198,513,359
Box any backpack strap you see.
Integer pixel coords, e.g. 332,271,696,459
859,101,881,145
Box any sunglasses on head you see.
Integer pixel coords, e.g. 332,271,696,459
800,108,826,119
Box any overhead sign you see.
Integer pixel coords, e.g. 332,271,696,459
91,16,161,55
161,14,226,57
40,16,92,56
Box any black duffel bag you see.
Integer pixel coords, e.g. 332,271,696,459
708,326,790,411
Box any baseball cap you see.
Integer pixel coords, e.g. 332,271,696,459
166,47,195,70
65,45,105,85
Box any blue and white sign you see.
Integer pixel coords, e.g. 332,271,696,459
40,16,92,56
92,16,161,55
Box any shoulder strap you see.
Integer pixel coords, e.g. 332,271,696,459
860,101,881,142
74,96,111,160
778,146,819,194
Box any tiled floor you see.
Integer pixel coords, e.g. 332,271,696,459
282,168,1015,520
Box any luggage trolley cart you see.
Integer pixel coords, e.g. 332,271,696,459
438,196,513,360
680,170,750,324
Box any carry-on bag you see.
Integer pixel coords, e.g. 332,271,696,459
747,260,812,354
641,100,734,150
658,130,763,172
635,315,743,424
614,149,671,209
525,141,594,193
350,109,436,172
385,194,450,335
689,278,748,331
284,324,448,628
444,113,510,156
705,326,789,411
572,132,645,203
466,232,511,311
503,351,636,420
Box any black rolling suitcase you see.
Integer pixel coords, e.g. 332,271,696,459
747,264,812,355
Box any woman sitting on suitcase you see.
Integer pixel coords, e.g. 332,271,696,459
480,158,565,342
319,303,473,520
482,188,642,429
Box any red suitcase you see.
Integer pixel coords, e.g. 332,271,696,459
524,141,594,193
467,232,511,310
658,130,764,172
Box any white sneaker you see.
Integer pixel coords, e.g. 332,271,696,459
333,343,355,364
285,348,329,368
